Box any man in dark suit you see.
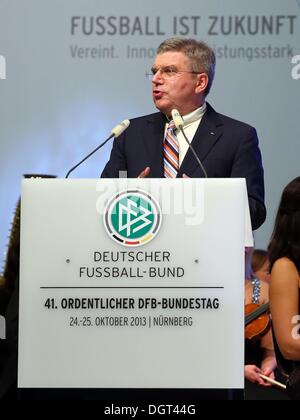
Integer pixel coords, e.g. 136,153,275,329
101,37,266,230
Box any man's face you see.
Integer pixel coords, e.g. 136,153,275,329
151,51,204,117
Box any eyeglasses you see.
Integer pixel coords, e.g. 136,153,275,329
145,66,199,81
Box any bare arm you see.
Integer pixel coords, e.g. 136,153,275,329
270,258,300,361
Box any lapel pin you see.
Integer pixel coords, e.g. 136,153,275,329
210,132,215,135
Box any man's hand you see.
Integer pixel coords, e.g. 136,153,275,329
138,167,151,178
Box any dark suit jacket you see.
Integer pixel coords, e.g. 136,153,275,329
101,103,266,230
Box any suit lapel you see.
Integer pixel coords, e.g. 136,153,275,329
143,113,166,177
178,103,224,177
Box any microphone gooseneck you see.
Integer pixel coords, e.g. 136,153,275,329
111,119,130,138
65,119,130,178
171,109,208,178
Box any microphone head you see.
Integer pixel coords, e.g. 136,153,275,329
171,109,184,130
111,119,130,138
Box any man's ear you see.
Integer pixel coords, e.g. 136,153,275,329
195,73,208,94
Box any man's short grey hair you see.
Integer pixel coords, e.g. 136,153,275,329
157,38,216,96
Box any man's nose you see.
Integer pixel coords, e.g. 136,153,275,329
152,70,163,83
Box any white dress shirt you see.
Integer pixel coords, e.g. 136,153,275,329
165,103,207,166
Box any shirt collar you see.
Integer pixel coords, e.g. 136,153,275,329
182,102,207,127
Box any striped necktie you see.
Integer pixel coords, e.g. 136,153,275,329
164,120,179,178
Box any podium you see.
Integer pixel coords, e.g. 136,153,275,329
18,178,251,400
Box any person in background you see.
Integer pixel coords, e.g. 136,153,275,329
244,247,278,399
0,276,10,315
0,200,20,400
252,249,271,283
268,177,300,395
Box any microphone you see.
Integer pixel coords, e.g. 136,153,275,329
65,119,130,178
171,109,208,178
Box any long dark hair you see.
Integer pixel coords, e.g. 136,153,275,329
268,177,300,272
